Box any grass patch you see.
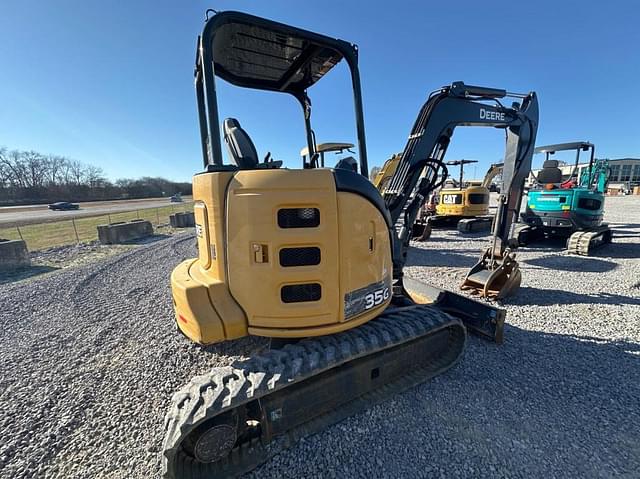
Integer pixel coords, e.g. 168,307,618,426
0,203,192,251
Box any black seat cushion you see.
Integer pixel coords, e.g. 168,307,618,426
537,159,563,183
223,118,259,169
335,156,358,172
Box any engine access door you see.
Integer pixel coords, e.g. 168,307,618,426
226,169,341,330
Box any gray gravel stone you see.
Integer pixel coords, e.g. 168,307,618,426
0,196,638,479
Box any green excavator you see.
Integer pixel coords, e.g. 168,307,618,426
516,142,612,255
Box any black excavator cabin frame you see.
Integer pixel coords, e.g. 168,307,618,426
195,10,369,175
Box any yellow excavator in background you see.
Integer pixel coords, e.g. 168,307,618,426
373,153,402,191
412,161,503,240
163,11,537,478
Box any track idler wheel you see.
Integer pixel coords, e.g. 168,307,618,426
181,411,241,464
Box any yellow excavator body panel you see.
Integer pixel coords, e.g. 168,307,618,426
171,168,392,345
435,185,490,217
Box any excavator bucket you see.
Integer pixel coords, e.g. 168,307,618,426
460,250,521,300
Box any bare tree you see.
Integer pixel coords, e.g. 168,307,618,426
85,165,106,188
3,150,27,188
46,155,67,186
0,144,192,204
69,160,85,185
22,150,48,188
0,147,9,188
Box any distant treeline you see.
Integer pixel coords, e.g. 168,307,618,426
0,147,191,205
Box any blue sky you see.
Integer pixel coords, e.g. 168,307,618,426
0,1,638,182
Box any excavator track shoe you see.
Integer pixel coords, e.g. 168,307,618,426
566,225,612,255
162,305,465,478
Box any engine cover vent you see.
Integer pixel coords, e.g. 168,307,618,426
277,208,320,228
281,283,322,303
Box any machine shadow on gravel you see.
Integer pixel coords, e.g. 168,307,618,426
487,325,640,464
195,335,270,358
503,286,640,306
0,265,60,285
523,255,618,273
426,234,490,243
516,236,567,252
608,223,640,230
594,242,640,259
127,233,172,245
406,247,479,268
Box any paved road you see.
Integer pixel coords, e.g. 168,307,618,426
0,197,192,227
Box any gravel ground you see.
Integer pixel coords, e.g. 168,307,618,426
0,230,184,285
1,196,638,478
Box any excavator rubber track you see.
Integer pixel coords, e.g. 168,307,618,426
162,304,466,478
566,225,612,255
457,216,494,234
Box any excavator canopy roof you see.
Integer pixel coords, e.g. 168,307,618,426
202,10,356,94
535,142,593,154
300,142,354,157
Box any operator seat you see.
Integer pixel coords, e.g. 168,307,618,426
223,118,283,170
335,156,358,173
223,118,259,169
537,159,563,184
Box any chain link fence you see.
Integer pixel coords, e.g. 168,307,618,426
0,203,193,251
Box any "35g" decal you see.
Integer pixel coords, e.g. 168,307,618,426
344,277,391,320
364,287,390,310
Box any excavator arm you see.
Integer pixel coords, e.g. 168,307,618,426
481,163,504,189
384,82,539,296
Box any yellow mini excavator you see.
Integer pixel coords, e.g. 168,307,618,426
163,11,538,478
373,153,402,191
411,160,504,241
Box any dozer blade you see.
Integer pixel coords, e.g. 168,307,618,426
403,276,505,343
460,252,521,300
162,304,467,478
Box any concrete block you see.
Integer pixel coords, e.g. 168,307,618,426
97,220,153,245
0,239,31,270
169,212,195,228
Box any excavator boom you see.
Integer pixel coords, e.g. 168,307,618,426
381,82,538,295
